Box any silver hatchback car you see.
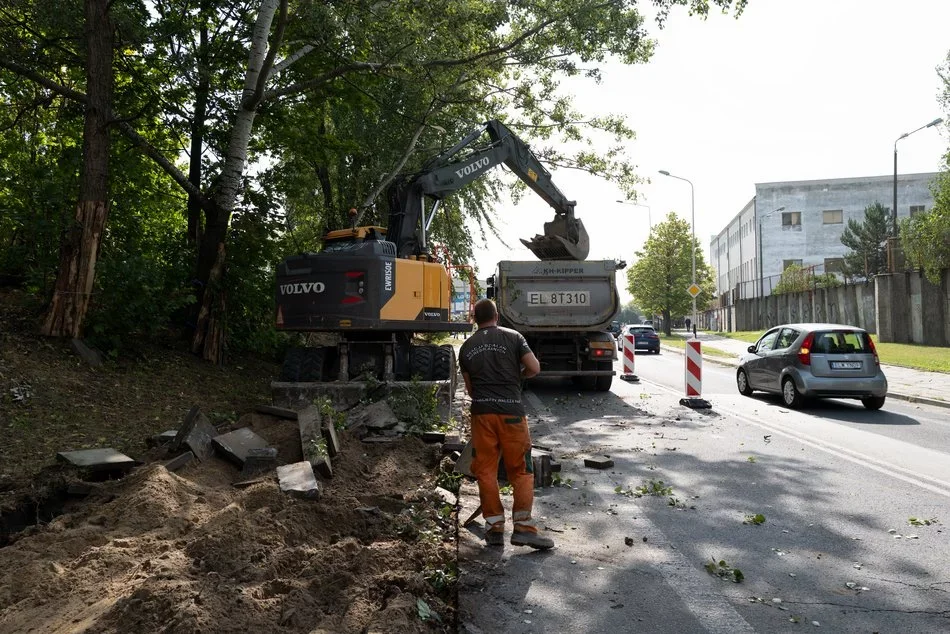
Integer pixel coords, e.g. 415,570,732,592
736,323,888,410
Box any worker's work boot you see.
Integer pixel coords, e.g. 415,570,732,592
511,528,554,550
484,522,505,547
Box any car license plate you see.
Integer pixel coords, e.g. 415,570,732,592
527,290,590,306
831,361,862,369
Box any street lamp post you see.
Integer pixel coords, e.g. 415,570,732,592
658,170,696,336
615,200,652,231
893,118,943,238
757,206,785,297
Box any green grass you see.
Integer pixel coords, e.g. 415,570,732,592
659,334,736,360
718,331,950,373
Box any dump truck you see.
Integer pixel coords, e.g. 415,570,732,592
486,259,624,391
275,120,589,385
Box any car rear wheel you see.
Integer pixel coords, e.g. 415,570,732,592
861,395,886,410
781,377,803,409
736,369,753,396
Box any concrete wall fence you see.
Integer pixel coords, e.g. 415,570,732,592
706,269,950,347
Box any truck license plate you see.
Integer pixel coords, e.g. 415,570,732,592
830,361,862,369
527,290,590,306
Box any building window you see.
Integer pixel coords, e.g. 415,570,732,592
824,257,845,273
783,259,803,270
822,210,843,224
910,205,926,216
782,211,802,226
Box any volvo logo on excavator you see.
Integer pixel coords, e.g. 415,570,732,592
454,156,491,179
279,282,325,295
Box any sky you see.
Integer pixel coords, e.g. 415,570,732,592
468,0,950,306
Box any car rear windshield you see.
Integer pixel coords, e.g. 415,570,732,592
631,327,654,334
812,330,872,354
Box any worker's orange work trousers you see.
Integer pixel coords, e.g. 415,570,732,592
470,413,535,532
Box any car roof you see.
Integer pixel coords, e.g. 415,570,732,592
765,323,867,332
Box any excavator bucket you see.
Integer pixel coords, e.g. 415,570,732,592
521,216,590,261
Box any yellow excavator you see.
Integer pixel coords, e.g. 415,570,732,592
275,119,589,383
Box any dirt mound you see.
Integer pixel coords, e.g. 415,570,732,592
0,417,458,633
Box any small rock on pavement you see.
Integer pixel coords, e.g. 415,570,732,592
584,455,614,469
239,447,278,479
172,406,218,461
277,462,321,499
212,428,269,467
624,537,634,547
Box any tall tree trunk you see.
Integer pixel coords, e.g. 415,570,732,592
40,0,113,338
186,21,210,246
191,0,283,360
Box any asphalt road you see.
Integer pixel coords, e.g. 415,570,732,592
457,352,950,633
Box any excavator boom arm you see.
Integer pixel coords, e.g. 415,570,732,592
386,120,589,261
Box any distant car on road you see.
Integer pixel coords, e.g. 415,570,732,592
736,323,887,410
641,319,654,327
618,324,660,354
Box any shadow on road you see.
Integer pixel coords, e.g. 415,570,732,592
745,393,920,425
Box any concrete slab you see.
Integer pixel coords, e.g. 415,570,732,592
422,431,446,443
147,429,178,448
298,406,332,478
584,455,614,469
322,420,341,458
346,400,399,431
454,441,474,478
271,379,454,421
254,404,299,420
442,442,466,454
56,448,135,471
240,447,278,479
172,406,218,461
276,462,321,499
164,451,195,472
211,428,269,467
434,486,458,506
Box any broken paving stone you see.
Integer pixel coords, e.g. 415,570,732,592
433,486,458,506
442,442,466,455
421,431,445,443
56,448,136,472
584,456,614,469
212,428,269,467
146,430,178,448
298,406,332,478
239,447,278,479
164,451,195,472
276,462,321,499
254,404,299,420
346,400,398,430
172,406,218,461
232,477,267,489
322,420,341,458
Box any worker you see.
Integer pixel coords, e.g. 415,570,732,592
459,298,554,550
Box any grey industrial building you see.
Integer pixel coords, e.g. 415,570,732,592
709,172,939,300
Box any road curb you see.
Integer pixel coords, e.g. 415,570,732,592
658,344,950,410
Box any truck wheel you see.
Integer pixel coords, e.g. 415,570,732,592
409,345,435,381
434,345,458,395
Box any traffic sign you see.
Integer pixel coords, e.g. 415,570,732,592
687,283,701,298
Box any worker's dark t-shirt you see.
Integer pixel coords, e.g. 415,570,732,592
458,325,531,416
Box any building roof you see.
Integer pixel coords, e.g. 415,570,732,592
756,172,939,189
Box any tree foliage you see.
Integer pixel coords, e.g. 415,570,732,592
839,201,891,278
901,52,950,284
771,264,840,295
625,212,715,335
0,0,749,358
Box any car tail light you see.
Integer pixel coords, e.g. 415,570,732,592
867,336,880,366
797,332,814,365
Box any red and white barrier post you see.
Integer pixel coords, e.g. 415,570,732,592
620,333,639,382
681,339,710,408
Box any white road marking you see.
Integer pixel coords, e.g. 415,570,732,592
636,379,950,499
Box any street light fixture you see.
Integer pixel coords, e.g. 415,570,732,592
758,206,785,297
615,200,652,231
893,117,943,238
658,170,696,336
